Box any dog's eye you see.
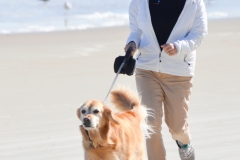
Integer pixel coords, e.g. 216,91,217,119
93,110,99,114
81,110,86,114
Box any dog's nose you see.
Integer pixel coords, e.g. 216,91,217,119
83,118,91,127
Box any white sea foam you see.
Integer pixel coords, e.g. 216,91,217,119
0,30,11,34
74,12,129,27
17,26,57,33
0,11,129,34
75,12,128,20
208,12,228,19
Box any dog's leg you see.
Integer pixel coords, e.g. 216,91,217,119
84,152,88,160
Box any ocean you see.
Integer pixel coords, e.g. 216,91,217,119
0,0,240,34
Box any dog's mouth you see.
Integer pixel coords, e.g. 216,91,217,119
82,117,99,130
83,122,92,128
82,124,97,130
82,121,98,130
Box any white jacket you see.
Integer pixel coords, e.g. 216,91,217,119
126,0,208,76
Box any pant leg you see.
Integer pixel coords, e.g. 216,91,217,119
160,73,193,144
135,68,166,160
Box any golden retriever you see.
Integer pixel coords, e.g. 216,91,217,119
76,87,152,160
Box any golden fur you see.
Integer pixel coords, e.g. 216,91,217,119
76,87,151,160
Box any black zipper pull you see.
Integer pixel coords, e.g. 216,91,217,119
136,53,141,60
184,59,190,65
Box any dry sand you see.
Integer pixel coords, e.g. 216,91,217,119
0,18,240,160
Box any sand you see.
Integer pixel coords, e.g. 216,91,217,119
0,18,240,160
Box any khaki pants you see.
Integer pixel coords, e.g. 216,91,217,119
135,68,193,160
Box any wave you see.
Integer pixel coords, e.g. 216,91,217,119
1,10,239,34
0,12,129,34
0,30,11,34
75,12,128,20
208,11,228,19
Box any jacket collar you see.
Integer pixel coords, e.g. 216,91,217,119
147,0,193,6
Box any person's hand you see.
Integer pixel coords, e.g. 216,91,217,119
161,43,177,56
124,41,137,56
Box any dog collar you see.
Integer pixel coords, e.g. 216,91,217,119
85,130,93,150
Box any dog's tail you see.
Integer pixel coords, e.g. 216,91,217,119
110,86,140,112
110,86,154,138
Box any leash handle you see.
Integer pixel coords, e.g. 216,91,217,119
125,47,133,58
124,47,133,62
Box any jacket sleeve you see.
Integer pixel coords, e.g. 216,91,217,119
126,0,142,48
173,0,208,55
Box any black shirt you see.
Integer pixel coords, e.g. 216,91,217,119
149,0,186,49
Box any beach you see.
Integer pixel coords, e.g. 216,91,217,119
0,18,240,160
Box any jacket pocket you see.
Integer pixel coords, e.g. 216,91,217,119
184,53,195,66
184,57,191,66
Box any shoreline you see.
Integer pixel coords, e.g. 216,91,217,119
1,17,240,36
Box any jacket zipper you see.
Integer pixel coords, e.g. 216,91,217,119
159,51,162,72
159,51,162,62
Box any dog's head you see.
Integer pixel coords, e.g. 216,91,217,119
77,100,119,132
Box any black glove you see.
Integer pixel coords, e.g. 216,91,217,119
114,47,136,76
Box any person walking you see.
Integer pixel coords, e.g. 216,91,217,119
124,0,207,159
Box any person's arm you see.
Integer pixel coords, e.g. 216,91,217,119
125,0,142,55
173,0,208,55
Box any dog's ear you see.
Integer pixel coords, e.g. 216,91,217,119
77,108,81,119
99,106,119,140
79,125,89,141
103,106,119,125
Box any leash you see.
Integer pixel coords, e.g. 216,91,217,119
103,47,133,102
103,58,127,102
